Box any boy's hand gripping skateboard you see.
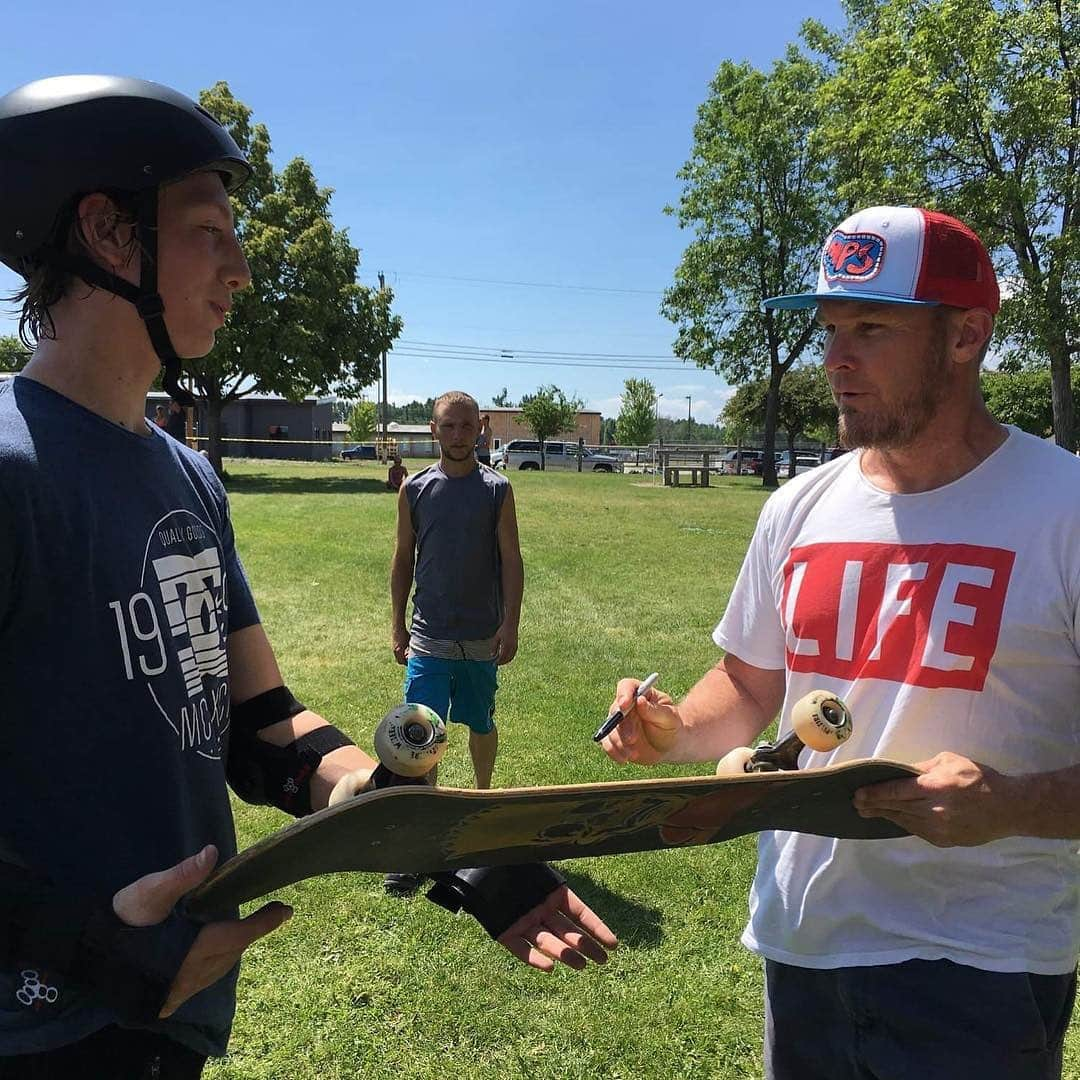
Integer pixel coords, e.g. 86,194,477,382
187,692,917,918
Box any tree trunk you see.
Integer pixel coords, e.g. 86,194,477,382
207,398,225,477
760,366,784,489
1048,336,1076,451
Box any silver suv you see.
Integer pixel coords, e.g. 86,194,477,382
502,440,622,472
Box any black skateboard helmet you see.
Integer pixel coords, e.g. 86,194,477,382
0,75,252,402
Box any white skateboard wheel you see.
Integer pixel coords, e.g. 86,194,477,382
715,746,756,776
790,690,852,752
373,703,448,777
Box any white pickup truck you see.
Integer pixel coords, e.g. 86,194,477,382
498,440,622,472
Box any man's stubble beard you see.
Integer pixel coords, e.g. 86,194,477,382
441,447,475,462
838,332,950,451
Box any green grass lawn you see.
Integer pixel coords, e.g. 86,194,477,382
206,459,1080,1079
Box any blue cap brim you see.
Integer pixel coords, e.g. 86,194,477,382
762,291,941,311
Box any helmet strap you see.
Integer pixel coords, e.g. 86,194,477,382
40,188,196,407
134,188,196,407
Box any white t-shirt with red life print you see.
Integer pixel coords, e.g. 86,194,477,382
714,427,1080,975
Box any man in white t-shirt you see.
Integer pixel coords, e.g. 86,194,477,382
602,206,1080,1079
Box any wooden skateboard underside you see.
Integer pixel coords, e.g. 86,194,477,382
187,759,917,918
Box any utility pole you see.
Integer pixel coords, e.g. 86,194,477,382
686,395,692,432
379,271,388,459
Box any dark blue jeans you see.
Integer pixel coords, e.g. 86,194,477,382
765,958,1076,1080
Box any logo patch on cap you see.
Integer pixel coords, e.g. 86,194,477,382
823,230,886,283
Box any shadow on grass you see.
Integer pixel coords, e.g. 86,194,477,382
224,473,391,496
562,868,665,948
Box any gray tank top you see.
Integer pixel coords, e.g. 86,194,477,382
405,463,509,641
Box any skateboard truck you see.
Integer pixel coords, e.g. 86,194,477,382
716,690,852,775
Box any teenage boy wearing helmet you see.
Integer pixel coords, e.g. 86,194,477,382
0,76,615,1078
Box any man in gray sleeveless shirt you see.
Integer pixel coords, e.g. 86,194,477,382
391,392,523,818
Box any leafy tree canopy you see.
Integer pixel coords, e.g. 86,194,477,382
806,0,1080,446
347,399,378,443
662,49,841,485
615,378,658,446
516,385,583,467
183,83,402,470
0,335,30,372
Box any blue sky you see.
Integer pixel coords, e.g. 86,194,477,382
1,0,843,422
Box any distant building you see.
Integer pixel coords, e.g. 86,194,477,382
146,391,335,460
386,423,438,456
480,407,602,448
140,393,605,461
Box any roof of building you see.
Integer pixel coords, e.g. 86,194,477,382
387,423,436,434
146,390,329,405
481,406,600,415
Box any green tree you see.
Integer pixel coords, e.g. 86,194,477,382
384,398,435,424
662,50,840,487
776,365,836,471
808,0,1080,447
0,335,31,372
655,415,728,444
599,417,617,445
516,385,583,469
979,366,1080,436
181,83,402,472
722,365,836,476
721,380,769,442
615,378,658,446
492,387,513,407
347,399,377,443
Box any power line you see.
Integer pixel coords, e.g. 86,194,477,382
369,270,664,296
394,349,692,372
398,339,688,361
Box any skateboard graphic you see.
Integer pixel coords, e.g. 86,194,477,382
187,694,918,919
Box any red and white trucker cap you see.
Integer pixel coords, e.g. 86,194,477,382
765,206,999,314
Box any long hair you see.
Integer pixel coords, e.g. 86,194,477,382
7,190,140,349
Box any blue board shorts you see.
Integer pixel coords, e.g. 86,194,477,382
404,654,498,734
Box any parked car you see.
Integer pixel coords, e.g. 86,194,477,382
503,441,622,472
490,439,533,469
341,444,377,460
719,449,764,475
775,451,820,476
491,438,537,468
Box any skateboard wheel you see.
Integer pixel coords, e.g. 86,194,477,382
715,746,756,776
373,703,448,778
789,690,852,752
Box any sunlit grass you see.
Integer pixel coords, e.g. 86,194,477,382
206,458,1080,1079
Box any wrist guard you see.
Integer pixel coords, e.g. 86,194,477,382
226,685,354,817
426,863,566,939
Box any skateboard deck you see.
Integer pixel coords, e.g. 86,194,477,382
187,758,917,918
